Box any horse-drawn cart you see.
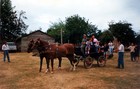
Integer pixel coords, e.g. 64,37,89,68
74,46,106,69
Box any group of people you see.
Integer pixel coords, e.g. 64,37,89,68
81,34,100,57
80,34,135,69
128,43,139,62
81,34,113,59
1,35,139,69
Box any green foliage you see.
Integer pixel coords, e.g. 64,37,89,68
136,35,140,45
65,15,88,43
47,20,66,43
108,21,136,45
0,0,28,41
47,15,101,44
65,14,100,44
99,30,114,44
87,24,101,38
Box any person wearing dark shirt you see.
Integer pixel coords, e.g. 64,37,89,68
134,44,139,62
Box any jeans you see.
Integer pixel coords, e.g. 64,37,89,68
118,52,124,68
130,52,135,61
109,48,113,54
3,50,10,62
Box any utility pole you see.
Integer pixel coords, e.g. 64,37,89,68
61,28,63,44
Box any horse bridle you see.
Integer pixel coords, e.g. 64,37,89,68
36,41,51,54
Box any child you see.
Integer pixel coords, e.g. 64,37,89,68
85,38,92,55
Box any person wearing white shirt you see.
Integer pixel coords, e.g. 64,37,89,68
108,41,113,55
116,41,124,69
2,41,10,62
128,43,135,61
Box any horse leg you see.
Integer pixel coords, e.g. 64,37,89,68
72,55,77,71
67,56,74,71
50,58,54,74
69,60,74,71
69,55,76,71
45,58,50,73
73,62,76,71
58,57,62,69
39,56,43,72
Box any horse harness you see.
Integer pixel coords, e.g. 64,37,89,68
38,44,60,56
38,44,51,54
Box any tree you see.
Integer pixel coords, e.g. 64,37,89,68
47,15,100,44
87,24,102,39
108,21,136,46
47,20,66,43
136,34,140,45
135,30,140,45
65,15,87,43
99,30,114,44
0,0,28,42
65,14,99,44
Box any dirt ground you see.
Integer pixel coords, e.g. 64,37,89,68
0,52,140,89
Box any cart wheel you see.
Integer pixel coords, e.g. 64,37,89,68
84,56,94,69
97,56,106,67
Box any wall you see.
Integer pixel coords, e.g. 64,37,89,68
21,31,55,52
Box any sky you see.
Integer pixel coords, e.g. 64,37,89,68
11,0,140,33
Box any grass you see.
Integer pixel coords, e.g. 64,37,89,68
0,52,140,89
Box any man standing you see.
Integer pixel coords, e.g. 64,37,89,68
116,40,124,69
134,44,139,62
128,43,135,61
2,41,10,62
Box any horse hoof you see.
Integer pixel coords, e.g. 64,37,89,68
51,71,54,74
73,69,76,71
45,69,49,73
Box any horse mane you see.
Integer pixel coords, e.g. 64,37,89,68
37,39,50,47
38,39,60,47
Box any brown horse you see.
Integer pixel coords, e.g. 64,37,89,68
27,39,52,73
27,39,77,73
